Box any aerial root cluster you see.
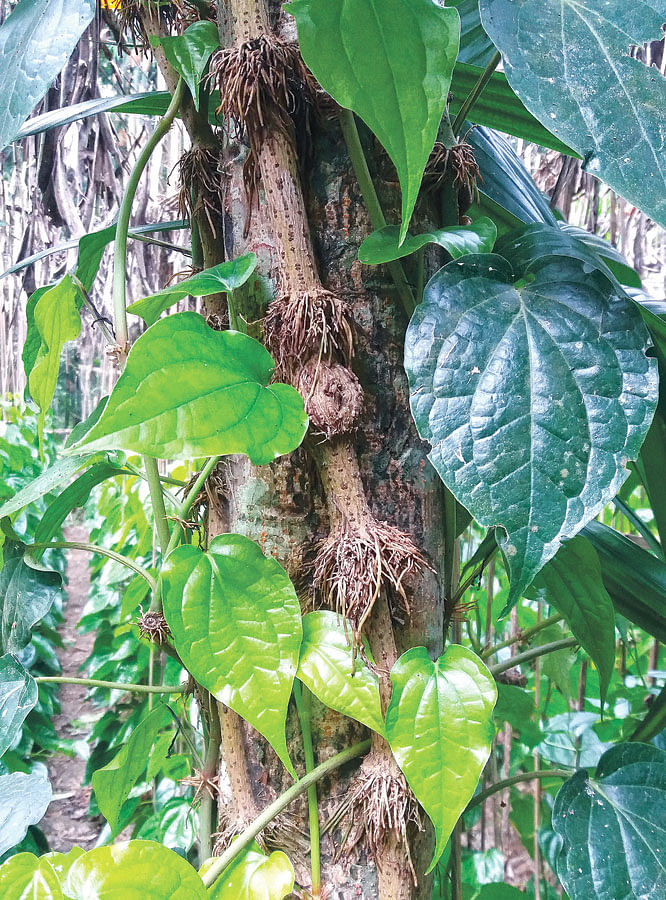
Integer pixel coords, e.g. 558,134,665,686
424,139,482,219
313,517,426,642
343,751,421,886
177,146,228,239
209,35,318,140
264,288,354,373
117,0,203,53
296,359,364,438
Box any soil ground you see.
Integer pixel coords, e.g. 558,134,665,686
39,525,100,852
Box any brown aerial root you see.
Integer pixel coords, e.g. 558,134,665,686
136,607,171,644
313,517,426,642
116,0,185,53
424,138,482,220
181,769,220,804
296,359,364,438
182,458,227,522
340,750,422,886
177,146,228,240
264,288,354,374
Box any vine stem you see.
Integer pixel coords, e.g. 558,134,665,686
164,455,222,558
481,612,564,659
36,676,184,694
112,78,185,345
200,739,371,889
199,697,221,862
489,637,578,676
29,540,155,590
294,682,321,899
145,457,170,557
451,51,502,136
337,108,416,316
464,769,571,813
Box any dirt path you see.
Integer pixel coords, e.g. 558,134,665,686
39,525,100,852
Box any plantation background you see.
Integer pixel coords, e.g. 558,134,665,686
1,7,665,900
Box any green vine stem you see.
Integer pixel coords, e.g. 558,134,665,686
451,51,502,136
36,676,184,694
200,739,372,889
164,454,222,558
145,457,171,557
112,78,185,346
30,540,156,590
481,613,565,659
489,637,579,677
465,769,571,814
338,107,416,316
294,682,321,899
199,697,222,862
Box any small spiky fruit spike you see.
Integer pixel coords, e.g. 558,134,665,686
137,607,171,644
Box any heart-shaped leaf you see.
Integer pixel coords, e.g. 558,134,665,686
0,541,62,654
43,847,85,882
0,654,37,758
0,0,95,150
64,841,207,899
205,843,294,899
526,536,615,705
385,645,496,870
161,534,302,775
405,245,657,607
0,771,52,856
297,611,384,735
0,853,63,899
70,312,308,464
127,254,257,327
151,21,219,111
358,219,497,266
92,705,171,834
287,0,460,243
553,742,666,900
479,0,666,228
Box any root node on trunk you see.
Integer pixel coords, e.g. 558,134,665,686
424,139,482,219
177,146,228,239
297,359,364,438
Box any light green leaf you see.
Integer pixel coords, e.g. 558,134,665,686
297,611,384,735
553,742,666,900
42,847,85,882
64,841,207,899
22,285,50,386
385,645,496,871
358,219,497,266
0,541,62,654
29,274,83,450
127,254,257,326
527,536,615,704
64,396,108,448
0,654,37,758
205,843,294,899
539,623,576,700
0,0,95,150
405,242,657,608
0,452,99,518
480,0,666,228
287,0,459,243
0,853,63,899
152,22,219,111
161,534,302,775
0,771,52,856
92,705,171,834
70,312,308,465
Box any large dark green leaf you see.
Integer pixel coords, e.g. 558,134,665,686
527,537,615,705
480,0,666,228
204,843,294,899
64,841,207,899
296,611,383,735
385,645,496,870
92,706,170,834
152,21,219,111
557,223,641,290
70,312,307,465
0,0,95,150
161,535,302,775
405,245,657,607
0,852,62,898
553,742,666,900
449,0,495,66
0,771,52,856
288,0,459,242
583,521,666,643
127,255,257,327
358,219,496,265
635,409,666,552
0,542,62,654
0,655,37,758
